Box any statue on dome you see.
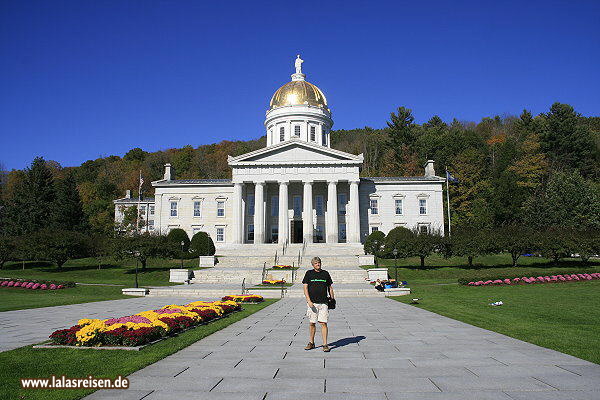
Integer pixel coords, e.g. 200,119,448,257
295,55,304,74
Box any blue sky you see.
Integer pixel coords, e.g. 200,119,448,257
1,0,599,170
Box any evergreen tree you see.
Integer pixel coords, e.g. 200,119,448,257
540,103,596,175
53,172,87,232
3,157,55,235
386,107,416,168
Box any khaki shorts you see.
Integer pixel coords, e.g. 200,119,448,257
307,303,329,323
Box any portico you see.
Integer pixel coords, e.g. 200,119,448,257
228,153,363,245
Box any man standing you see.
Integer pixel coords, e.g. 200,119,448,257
303,256,334,352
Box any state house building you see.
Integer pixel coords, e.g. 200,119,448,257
115,57,445,249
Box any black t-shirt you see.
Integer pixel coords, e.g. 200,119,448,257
302,269,333,304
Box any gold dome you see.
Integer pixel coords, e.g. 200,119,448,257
269,80,328,110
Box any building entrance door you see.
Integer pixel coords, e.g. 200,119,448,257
290,220,303,243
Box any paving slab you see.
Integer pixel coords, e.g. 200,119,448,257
75,297,599,399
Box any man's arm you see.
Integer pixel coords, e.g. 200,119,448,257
303,284,314,308
328,284,335,299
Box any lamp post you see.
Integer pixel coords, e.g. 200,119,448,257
180,241,185,268
393,248,398,286
134,257,139,289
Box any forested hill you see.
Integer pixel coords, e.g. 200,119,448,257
1,103,599,234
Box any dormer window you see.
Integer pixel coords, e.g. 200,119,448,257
294,125,301,137
279,126,285,142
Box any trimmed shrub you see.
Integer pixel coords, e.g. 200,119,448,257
364,230,386,257
190,231,216,257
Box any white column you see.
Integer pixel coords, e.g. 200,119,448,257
326,180,338,243
348,180,361,243
254,182,265,244
278,181,289,244
302,181,313,244
232,183,243,244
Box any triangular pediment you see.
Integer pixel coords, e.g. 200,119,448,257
228,139,363,165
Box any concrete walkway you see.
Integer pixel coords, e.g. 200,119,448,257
0,297,208,352
81,297,600,400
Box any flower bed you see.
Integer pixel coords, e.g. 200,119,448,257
262,279,285,285
221,294,264,303
272,265,293,269
464,273,600,287
47,300,241,347
0,278,73,290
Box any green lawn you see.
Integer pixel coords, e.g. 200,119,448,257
0,286,129,312
391,280,600,365
1,257,206,286
0,299,277,400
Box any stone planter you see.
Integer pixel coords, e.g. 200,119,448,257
359,254,376,266
122,287,149,296
199,256,216,268
367,267,389,282
169,269,192,283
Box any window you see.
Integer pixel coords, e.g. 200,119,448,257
338,193,347,215
269,129,273,143
149,205,155,216
192,226,203,235
370,199,378,215
271,196,278,217
315,195,324,216
148,220,154,230
217,201,225,217
170,201,178,217
310,126,316,141
279,126,285,142
419,199,427,215
193,201,201,217
271,226,278,242
216,227,224,242
247,224,254,241
315,225,324,242
294,125,301,137
371,226,379,233
140,205,146,215
419,224,429,234
322,131,327,146
247,194,255,216
293,195,302,217
339,223,347,241
395,199,403,215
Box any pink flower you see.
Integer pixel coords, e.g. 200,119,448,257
503,279,511,284
153,308,183,314
40,284,47,290
484,280,493,285
49,284,57,290
468,282,475,286
513,278,520,282
26,282,35,289
105,315,151,325
1,281,7,287
476,281,484,286
57,285,64,289
32,283,40,289
13,282,21,287
493,280,503,284
558,276,566,281
565,276,572,281
7,281,15,287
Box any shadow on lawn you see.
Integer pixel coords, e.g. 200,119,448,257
377,259,600,271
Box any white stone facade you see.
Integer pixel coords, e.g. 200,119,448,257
114,58,445,247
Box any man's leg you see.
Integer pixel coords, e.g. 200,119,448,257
320,322,328,345
309,322,316,344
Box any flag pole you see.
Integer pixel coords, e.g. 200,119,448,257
445,166,452,236
136,170,142,234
